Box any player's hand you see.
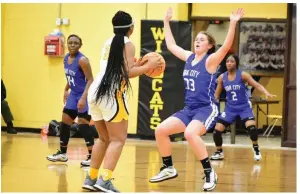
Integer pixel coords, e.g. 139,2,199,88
164,7,172,22
146,55,162,69
63,90,69,104
135,57,145,66
265,93,276,99
230,8,244,22
77,98,86,111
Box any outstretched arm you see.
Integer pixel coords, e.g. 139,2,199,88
207,8,244,71
242,72,276,99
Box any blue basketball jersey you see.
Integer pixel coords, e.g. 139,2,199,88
183,54,216,107
223,70,249,108
64,51,87,95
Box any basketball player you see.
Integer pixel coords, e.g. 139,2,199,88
82,11,160,192
211,55,276,161
46,34,95,166
149,8,244,191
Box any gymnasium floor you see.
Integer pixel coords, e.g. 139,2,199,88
1,132,296,192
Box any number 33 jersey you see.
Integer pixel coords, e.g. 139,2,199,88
183,54,217,107
64,51,87,95
223,70,249,109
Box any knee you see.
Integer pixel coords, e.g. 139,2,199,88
155,125,167,138
99,136,109,145
247,125,258,141
109,134,127,146
78,117,89,125
215,122,227,132
184,130,194,141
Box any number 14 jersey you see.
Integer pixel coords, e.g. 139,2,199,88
223,70,250,109
64,51,87,95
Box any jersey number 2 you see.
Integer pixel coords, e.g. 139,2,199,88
231,91,237,101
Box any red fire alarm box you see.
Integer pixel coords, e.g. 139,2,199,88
44,35,64,57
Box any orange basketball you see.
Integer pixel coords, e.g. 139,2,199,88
140,52,166,78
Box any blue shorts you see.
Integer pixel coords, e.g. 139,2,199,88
218,103,254,124
173,103,219,130
64,92,88,113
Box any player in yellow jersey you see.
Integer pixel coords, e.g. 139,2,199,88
82,10,160,192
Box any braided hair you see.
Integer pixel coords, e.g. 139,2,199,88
95,11,133,103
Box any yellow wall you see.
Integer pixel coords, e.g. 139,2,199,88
1,3,188,134
192,3,287,18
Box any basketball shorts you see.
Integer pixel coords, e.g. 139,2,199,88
64,92,88,113
218,102,255,124
173,103,219,130
88,90,129,122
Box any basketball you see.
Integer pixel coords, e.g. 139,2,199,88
140,52,166,78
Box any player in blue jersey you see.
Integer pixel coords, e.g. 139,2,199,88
46,34,95,166
149,8,244,191
211,54,276,161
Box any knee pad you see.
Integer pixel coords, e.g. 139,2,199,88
78,111,91,122
79,124,94,147
247,125,258,141
60,122,71,147
63,108,77,120
217,119,231,128
213,130,223,147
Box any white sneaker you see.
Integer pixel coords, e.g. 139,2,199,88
203,168,218,191
253,146,262,161
46,150,68,162
81,154,91,166
210,151,224,160
149,165,178,183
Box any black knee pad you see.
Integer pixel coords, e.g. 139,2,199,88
60,122,71,147
213,130,223,147
63,108,77,120
78,111,91,122
79,124,94,147
217,119,231,128
247,125,258,141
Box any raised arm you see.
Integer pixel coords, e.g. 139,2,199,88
207,8,244,71
241,72,276,99
164,7,193,62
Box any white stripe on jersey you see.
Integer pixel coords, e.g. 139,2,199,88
207,74,214,104
205,103,219,129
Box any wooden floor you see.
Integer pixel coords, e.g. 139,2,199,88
1,132,296,192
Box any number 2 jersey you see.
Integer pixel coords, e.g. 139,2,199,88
64,51,87,95
222,69,250,109
183,54,217,107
